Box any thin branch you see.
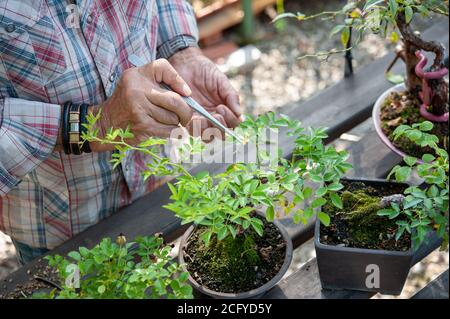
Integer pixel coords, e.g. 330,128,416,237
298,47,354,61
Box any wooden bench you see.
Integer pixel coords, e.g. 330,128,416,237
1,18,448,299
411,270,449,299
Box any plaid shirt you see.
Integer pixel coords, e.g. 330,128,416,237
0,0,199,249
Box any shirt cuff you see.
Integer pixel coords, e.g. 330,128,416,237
157,35,199,60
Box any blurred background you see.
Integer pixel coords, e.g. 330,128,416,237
1,0,448,298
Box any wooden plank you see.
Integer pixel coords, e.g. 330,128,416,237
265,231,444,299
1,19,447,296
411,270,449,299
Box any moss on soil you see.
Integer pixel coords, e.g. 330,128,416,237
184,214,286,294
380,90,449,158
321,181,411,251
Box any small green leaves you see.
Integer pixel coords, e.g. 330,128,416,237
317,212,331,226
395,166,412,182
266,206,275,222
330,192,343,209
385,72,404,84
364,0,384,10
312,197,327,209
37,235,192,299
403,156,417,166
383,122,448,250
97,285,106,294
341,26,351,48
418,121,433,131
388,0,398,18
405,6,414,23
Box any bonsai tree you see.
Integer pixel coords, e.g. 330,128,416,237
164,112,352,243
162,112,351,292
378,121,449,249
34,235,193,299
275,0,449,155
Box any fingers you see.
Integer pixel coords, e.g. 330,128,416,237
140,117,178,139
147,89,193,126
187,113,209,137
216,104,241,128
144,59,192,97
146,104,180,126
217,75,241,116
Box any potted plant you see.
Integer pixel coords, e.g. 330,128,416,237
315,121,448,294
163,112,351,298
32,235,193,299
82,111,354,298
275,0,449,159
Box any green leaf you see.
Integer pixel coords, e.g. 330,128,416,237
404,198,422,209
385,72,404,84
195,171,209,179
395,166,412,182
217,227,228,241
331,25,345,36
419,121,433,131
341,26,350,48
327,183,344,192
317,212,331,226
316,187,328,197
272,12,299,23
405,6,414,23
228,225,237,239
377,208,394,216
68,251,81,261
404,156,417,166
330,192,343,209
390,31,399,43
388,0,398,18
311,197,326,209
421,154,435,163
364,0,384,10
303,187,313,199
97,285,106,294
251,222,264,237
266,206,275,222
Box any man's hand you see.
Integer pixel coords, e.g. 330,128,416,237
169,47,242,137
89,59,193,152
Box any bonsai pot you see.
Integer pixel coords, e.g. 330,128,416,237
372,83,411,159
178,214,293,299
314,178,414,295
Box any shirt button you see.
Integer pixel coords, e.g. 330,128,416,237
86,14,94,24
109,72,116,83
5,23,16,33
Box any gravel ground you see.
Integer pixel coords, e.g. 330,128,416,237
0,0,447,298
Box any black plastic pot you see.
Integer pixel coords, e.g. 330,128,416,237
314,178,414,295
178,216,293,299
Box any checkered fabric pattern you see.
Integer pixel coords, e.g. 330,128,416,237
0,0,199,249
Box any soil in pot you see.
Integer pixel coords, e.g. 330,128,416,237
320,180,411,251
380,89,449,158
184,214,286,294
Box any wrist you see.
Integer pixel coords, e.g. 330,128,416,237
157,35,199,60
168,47,203,65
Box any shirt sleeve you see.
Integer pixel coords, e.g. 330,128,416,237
156,0,199,59
0,97,61,196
